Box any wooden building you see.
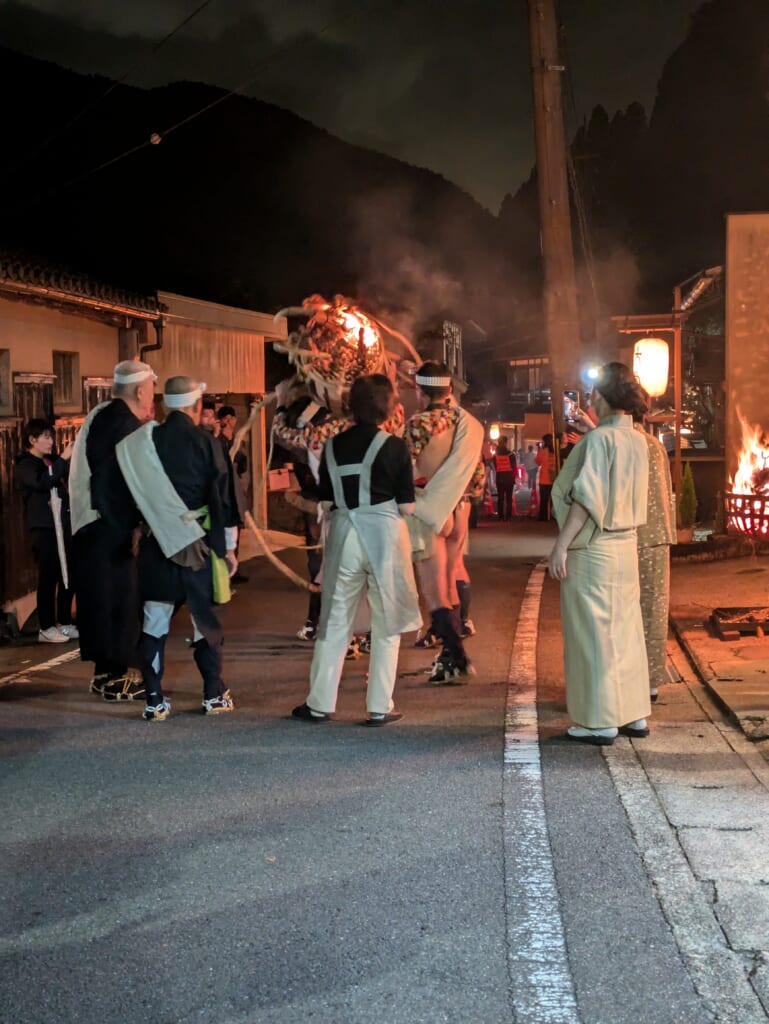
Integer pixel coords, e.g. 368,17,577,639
0,256,286,623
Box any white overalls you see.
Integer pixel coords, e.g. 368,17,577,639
306,430,421,715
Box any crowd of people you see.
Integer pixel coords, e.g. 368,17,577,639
13,355,673,740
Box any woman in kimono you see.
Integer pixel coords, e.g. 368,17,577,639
292,374,421,726
632,392,676,701
548,362,651,746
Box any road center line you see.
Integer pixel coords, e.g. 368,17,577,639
503,561,579,1024
0,647,81,687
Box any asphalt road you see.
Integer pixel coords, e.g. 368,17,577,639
0,521,760,1023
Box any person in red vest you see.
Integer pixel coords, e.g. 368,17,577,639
536,434,558,521
494,437,517,522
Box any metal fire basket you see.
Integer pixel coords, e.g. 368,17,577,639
725,491,769,540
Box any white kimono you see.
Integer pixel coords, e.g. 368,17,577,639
552,415,651,729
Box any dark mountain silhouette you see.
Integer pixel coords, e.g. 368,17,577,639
0,47,518,347
3,0,769,378
500,0,769,316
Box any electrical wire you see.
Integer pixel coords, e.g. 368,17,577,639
156,0,408,145
3,0,408,218
2,0,218,184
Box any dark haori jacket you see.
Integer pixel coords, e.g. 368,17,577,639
14,451,70,531
88,398,143,540
135,412,234,603
216,433,248,527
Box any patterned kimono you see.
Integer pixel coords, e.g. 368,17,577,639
551,415,651,729
635,424,676,689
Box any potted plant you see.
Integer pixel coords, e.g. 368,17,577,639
677,462,697,543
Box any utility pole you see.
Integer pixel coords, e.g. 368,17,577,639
527,0,581,437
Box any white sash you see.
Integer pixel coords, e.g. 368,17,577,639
69,401,111,535
411,408,484,533
116,422,205,558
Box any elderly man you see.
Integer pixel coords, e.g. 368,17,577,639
405,361,484,684
116,376,237,721
70,359,156,701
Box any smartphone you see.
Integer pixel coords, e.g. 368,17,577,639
563,389,580,425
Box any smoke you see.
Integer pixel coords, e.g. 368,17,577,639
586,244,642,317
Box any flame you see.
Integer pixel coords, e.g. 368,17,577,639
730,410,769,495
339,308,379,349
727,410,769,537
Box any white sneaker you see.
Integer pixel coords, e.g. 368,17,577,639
39,627,68,644
58,624,79,640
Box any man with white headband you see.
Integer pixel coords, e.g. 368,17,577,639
70,359,156,701
405,360,485,684
116,375,237,721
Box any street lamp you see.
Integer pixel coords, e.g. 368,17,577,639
489,423,500,441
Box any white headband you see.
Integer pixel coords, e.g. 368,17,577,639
416,374,452,387
164,382,206,408
114,367,157,384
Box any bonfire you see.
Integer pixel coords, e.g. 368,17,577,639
274,294,420,417
726,410,769,538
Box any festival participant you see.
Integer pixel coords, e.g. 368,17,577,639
632,395,676,702
292,374,419,725
536,434,557,520
272,378,406,646
69,360,156,701
116,376,238,722
201,399,247,585
548,362,651,745
568,394,675,702
494,436,517,521
14,420,77,643
405,361,484,684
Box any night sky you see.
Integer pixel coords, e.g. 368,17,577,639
2,0,703,210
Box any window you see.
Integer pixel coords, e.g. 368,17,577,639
53,351,80,408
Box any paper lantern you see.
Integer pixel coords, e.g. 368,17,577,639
633,337,669,398
489,423,500,441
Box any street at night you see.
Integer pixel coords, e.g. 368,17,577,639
2,1,769,1021
3,524,768,1023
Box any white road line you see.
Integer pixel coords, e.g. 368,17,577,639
504,561,580,1023
0,647,81,687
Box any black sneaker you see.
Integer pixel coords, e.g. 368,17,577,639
296,622,317,641
291,702,331,723
356,633,372,655
460,618,477,638
102,677,146,702
427,655,475,686
414,630,439,649
363,710,403,727
345,638,361,660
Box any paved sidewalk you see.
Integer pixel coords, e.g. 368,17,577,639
670,555,769,744
539,563,769,1022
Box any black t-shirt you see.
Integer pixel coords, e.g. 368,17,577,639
318,423,414,510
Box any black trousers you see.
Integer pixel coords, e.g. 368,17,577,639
74,521,140,677
29,528,73,630
538,484,553,521
496,472,516,521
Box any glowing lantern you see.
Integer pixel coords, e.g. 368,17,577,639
489,423,500,441
633,337,669,398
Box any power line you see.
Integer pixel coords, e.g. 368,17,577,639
157,0,408,145
2,0,218,184
4,0,408,218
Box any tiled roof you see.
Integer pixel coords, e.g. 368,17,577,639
0,252,159,313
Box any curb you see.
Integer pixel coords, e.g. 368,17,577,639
669,614,769,742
